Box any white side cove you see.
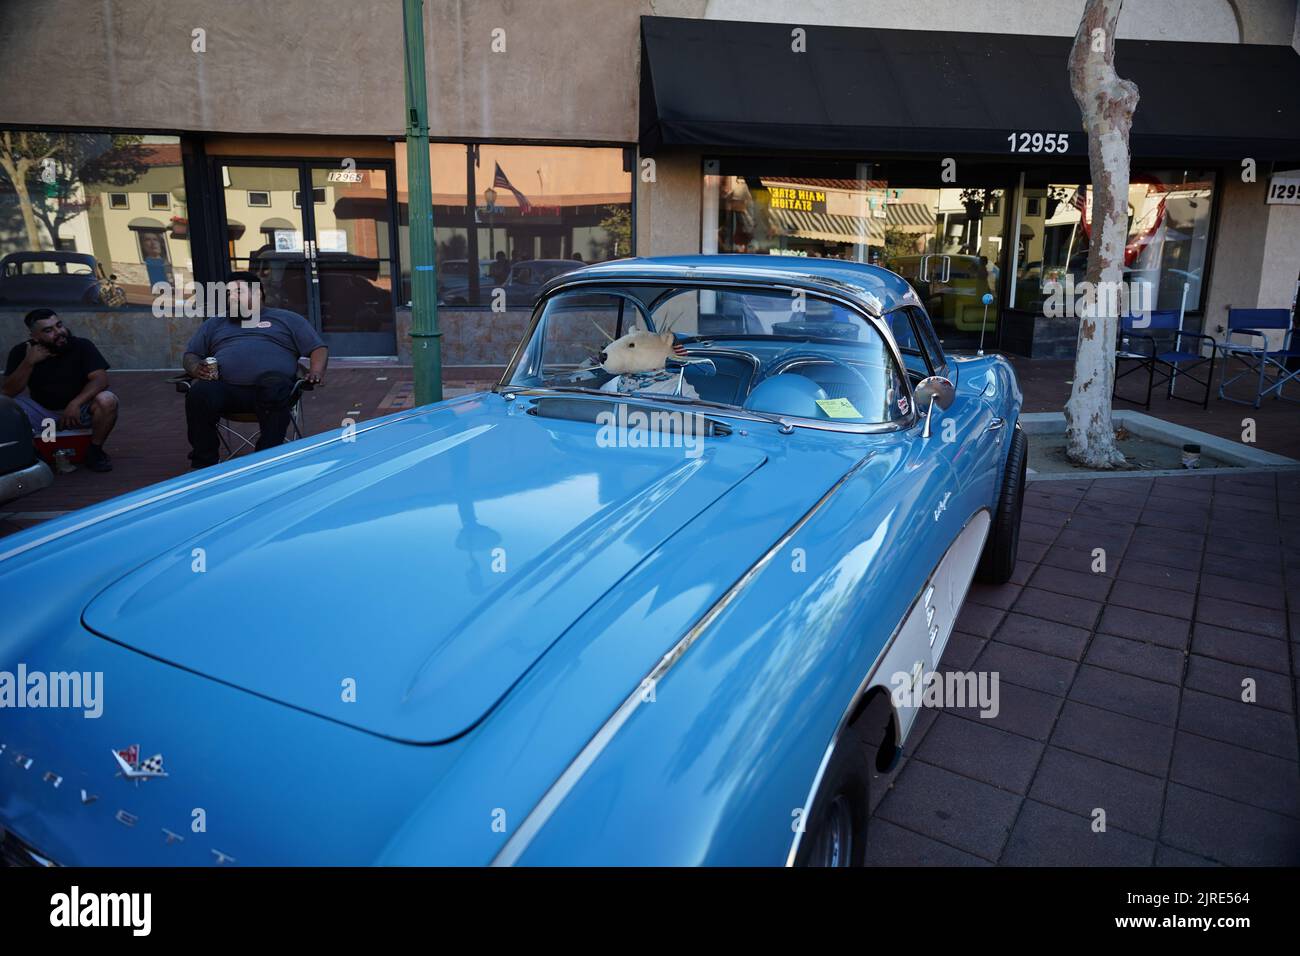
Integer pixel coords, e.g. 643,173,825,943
871,510,992,743
783,508,993,867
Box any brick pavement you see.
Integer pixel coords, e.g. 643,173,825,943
865,471,1300,866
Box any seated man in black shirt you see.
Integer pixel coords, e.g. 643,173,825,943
2,308,118,472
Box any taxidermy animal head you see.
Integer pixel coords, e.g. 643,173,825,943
598,329,683,375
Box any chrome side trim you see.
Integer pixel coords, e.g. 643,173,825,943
491,451,878,866
784,506,992,866
0,401,466,565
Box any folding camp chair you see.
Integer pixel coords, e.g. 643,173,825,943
168,373,314,462
1217,308,1299,407
1113,284,1216,409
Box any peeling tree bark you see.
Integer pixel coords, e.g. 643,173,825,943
1064,0,1139,469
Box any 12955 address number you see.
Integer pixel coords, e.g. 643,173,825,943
1007,132,1071,153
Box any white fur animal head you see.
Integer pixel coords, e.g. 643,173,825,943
599,329,677,375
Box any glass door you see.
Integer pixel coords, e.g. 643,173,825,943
218,160,398,356
879,185,1007,350
304,164,397,356
220,163,313,322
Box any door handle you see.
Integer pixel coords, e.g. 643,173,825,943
987,417,1005,431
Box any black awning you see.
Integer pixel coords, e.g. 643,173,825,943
640,16,1300,162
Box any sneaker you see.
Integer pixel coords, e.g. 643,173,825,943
86,446,112,472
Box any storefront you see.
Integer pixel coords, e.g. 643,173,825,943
0,133,634,361
642,16,1300,356
2,7,1297,368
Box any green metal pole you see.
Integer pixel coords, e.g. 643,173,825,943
402,0,442,404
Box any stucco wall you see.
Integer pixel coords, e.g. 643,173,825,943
1260,197,1300,313
635,152,702,257
3,0,1295,139
0,1,404,135
1203,173,1299,346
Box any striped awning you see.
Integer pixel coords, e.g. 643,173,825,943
769,202,939,245
770,208,881,244
885,203,936,229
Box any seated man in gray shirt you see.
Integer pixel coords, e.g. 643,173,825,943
182,272,328,468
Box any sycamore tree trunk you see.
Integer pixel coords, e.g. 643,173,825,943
1064,0,1139,468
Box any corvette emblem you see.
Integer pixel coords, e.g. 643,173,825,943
112,744,167,782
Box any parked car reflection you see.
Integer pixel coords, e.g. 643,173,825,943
250,250,393,332
0,251,115,307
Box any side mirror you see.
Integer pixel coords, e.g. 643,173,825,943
914,376,955,438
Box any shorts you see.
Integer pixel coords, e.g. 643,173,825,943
14,394,93,435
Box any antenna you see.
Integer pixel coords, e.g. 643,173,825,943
977,292,994,355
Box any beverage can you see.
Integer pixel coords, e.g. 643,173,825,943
205,356,219,379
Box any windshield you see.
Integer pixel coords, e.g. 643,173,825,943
504,283,911,426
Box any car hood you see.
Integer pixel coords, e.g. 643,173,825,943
80,398,768,743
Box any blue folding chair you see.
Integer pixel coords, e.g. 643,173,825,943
1114,286,1216,409
1217,308,1299,407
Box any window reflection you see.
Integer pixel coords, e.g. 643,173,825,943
704,163,1008,348
0,131,187,308
397,143,633,309
1014,170,1215,313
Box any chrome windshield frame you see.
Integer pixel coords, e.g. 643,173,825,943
498,273,920,435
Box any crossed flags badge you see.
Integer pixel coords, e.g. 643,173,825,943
112,744,168,781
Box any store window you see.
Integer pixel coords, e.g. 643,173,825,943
1012,170,1216,315
703,158,1009,349
397,142,634,309
0,130,187,308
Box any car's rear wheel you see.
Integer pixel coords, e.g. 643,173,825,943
977,424,1028,584
795,722,870,867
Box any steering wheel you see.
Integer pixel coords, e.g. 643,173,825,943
763,351,873,389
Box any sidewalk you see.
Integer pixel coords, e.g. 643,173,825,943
866,470,1300,865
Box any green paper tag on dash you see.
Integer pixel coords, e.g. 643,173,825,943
815,397,862,419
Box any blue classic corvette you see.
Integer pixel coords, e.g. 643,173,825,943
0,255,1023,867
